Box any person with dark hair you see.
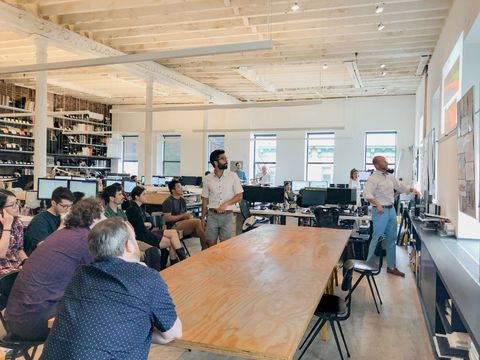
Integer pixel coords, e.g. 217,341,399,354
202,149,243,247
0,189,28,274
204,171,211,176
103,183,127,221
130,175,138,182
24,186,75,255
126,186,187,264
4,198,104,341
234,162,247,183
40,218,182,359
163,179,207,250
72,191,85,203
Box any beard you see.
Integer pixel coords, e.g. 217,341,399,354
219,163,228,170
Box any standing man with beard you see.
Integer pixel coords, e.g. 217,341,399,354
363,156,420,277
202,150,243,247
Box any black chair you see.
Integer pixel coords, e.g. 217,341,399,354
348,238,385,314
297,260,355,360
239,200,269,232
313,207,340,228
0,271,43,360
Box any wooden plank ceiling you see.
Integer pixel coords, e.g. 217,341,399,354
0,0,452,105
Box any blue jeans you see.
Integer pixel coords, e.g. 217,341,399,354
367,207,397,268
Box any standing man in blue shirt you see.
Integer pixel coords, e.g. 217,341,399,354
234,162,247,183
40,218,182,359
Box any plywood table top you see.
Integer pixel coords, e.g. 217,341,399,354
161,224,351,359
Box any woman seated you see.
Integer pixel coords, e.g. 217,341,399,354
0,189,27,275
284,181,295,202
126,186,187,264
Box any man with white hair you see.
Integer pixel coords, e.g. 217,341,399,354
255,164,271,185
40,218,182,359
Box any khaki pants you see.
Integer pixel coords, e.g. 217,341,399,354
173,218,202,237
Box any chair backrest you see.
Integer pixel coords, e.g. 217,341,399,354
373,238,386,273
0,271,19,312
150,211,165,229
313,207,338,228
239,200,251,219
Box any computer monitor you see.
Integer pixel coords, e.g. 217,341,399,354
358,170,372,182
292,180,309,192
122,180,137,194
301,188,327,207
68,180,98,198
242,185,265,203
180,176,201,186
37,178,69,200
105,179,122,188
164,176,173,182
309,181,328,188
152,176,166,186
326,188,357,205
262,187,285,204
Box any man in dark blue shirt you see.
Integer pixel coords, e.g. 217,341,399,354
40,218,182,360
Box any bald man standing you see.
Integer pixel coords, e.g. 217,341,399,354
363,156,419,277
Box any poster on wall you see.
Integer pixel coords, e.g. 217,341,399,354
457,86,476,219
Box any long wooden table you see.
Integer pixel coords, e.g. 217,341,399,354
161,224,351,359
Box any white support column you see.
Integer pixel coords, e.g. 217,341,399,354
33,36,48,187
144,76,154,185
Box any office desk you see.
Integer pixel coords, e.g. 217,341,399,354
162,225,351,359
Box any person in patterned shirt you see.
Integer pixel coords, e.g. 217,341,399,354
0,189,27,274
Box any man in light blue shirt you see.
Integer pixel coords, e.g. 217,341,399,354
234,162,247,183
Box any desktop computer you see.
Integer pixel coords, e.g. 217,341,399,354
326,188,357,205
301,188,327,207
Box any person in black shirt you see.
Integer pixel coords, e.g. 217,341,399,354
40,218,182,360
126,186,187,264
163,179,207,250
24,187,75,255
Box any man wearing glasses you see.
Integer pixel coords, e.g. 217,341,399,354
202,150,243,247
24,187,75,255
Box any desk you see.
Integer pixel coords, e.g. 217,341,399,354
162,225,351,359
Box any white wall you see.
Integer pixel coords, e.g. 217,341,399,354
113,95,415,186
417,0,480,237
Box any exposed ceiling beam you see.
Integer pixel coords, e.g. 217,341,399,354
0,1,240,104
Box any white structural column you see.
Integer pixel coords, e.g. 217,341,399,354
144,77,154,185
33,37,48,186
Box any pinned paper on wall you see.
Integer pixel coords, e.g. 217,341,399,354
457,86,476,219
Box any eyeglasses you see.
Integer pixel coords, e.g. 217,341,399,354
57,203,73,209
217,156,228,161
4,200,20,208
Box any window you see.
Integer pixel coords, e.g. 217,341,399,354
365,132,396,171
253,134,276,184
207,135,225,170
122,135,138,175
306,133,335,183
163,135,181,176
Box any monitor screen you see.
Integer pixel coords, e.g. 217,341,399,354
292,180,309,192
358,170,372,182
105,179,122,188
180,176,200,186
164,176,173,182
301,188,327,207
326,188,357,205
141,176,145,184
68,180,98,198
309,181,328,188
37,178,69,200
123,180,137,194
152,176,166,186
242,186,265,203
262,187,285,204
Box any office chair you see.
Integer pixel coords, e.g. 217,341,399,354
313,207,340,228
348,238,385,314
0,271,44,360
239,200,269,232
297,260,355,360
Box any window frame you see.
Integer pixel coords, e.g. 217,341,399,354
364,131,397,171
163,134,181,177
253,133,277,181
206,134,225,170
306,132,335,182
122,135,139,175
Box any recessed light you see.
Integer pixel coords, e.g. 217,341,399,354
322,64,328,69
291,2,300,12
380,64,386,69
377,22,385,31
375,4,384,14
381,71,387,76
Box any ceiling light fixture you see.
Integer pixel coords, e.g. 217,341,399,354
291,2,300,12
322,64,328,69
381,71,387,77
344,60,364,88
380,63,386,69
375,3,384,14
377,22,385,31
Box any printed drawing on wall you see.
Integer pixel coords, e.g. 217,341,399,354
457,86,476,219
